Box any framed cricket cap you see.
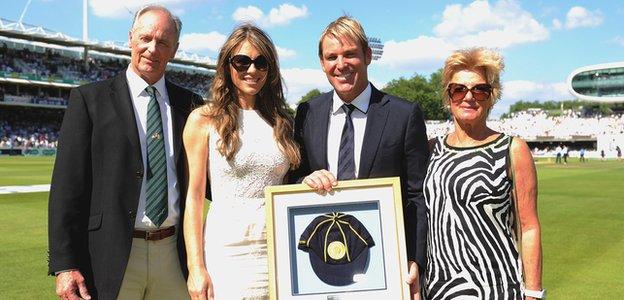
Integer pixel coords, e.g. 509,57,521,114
298,212,375,286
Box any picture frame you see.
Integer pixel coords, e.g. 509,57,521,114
265,177,411,299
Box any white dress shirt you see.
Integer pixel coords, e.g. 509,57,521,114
327,83,371,178
125,67,180,229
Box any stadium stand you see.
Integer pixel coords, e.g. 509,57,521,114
1,22,622,158
0,41,213,97
0,35,213,154
0,106,62,150
425,109,624,158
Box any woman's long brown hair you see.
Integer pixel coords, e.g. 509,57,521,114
203,24,300,168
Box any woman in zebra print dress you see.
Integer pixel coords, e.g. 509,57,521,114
423,48,544,300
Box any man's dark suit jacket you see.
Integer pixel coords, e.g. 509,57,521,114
48,71,203,299
291,85,429,269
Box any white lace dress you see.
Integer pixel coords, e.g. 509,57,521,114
204,109,289,299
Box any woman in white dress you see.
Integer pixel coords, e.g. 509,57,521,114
183,24,301,300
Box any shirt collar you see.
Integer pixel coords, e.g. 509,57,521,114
125,66,167,99
331,83,371,115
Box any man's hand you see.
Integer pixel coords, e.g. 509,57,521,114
303,169,337,193
405,260,421,300
55,270,91,300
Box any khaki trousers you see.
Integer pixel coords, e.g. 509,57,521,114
117,233,189,300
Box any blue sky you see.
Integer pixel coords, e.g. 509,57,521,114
2,0,623,116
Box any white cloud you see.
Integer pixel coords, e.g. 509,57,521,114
276,46,296,59
231,4,308,27
565,6,603,29
490,81,569,117
433,0,549,48
178,32,227,52
378,0,548,71
232,5,264,23
434,1,499,37
503,80,569,101
268,4,308,26
89,0,191,18
552,18,563,30
377,36,454,71
281,68,331,106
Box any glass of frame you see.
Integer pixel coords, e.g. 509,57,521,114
265,177,410,299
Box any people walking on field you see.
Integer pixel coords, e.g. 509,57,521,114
555,144,562,164
562,145,569,164
617,146,622,161
601,149,606,161
579,148,586,162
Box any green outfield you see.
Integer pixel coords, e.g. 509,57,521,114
0,156,623,299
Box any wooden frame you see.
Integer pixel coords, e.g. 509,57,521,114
265,177,410,299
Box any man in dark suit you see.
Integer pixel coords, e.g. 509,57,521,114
48,5,202,299
291,16,429,299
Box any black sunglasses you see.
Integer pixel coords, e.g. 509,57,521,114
447,83,492,102
229,54,269,72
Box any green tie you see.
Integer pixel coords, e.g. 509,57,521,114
144,86,168,227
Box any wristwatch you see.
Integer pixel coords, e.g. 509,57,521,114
524,289,546,299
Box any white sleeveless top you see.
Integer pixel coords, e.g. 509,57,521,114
204,109,288,299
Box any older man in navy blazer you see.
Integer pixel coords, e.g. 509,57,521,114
48,5,203,299
291,16,429,298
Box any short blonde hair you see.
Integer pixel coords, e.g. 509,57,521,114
318,16,369,58
442,48,504,106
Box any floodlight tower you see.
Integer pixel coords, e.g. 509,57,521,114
83,0,88,41
18,0,32,24
82,0,90,69
368,37,384,61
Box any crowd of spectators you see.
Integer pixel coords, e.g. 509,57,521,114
0,107,62,149
0,42,213,97
2,43,623,153
0,43,215,151
426,109,624,140
425,109,624,158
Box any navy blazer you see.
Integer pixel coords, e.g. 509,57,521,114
48,71,203,299
291,85,429,269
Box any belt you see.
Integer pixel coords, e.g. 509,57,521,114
133,226,176,241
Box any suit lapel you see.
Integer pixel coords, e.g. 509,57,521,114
359,86,389,178
165,81,185,165
312,93,332,170
110,72,143,166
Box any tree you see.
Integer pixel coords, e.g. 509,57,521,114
298,89,322,104
382,69,449,120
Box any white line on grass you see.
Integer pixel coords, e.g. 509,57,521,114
0,184,51,194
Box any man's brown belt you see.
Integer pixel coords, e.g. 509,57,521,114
133,226,176,241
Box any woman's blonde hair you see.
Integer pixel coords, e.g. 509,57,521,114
203,24,300,168
442,47,505,106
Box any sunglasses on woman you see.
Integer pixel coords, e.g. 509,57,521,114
229,54,269,72
447,83,492,102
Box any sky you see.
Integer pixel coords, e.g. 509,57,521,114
1,0,623,117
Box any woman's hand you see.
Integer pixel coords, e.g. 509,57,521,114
187,267,214,300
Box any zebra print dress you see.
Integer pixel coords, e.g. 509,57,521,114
423,133,523,300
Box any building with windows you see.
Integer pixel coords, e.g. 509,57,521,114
567,62,624,102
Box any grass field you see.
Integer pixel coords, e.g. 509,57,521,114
1,156,623,299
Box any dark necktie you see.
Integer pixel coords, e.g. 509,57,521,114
337,104,356,180
144,86,168,227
